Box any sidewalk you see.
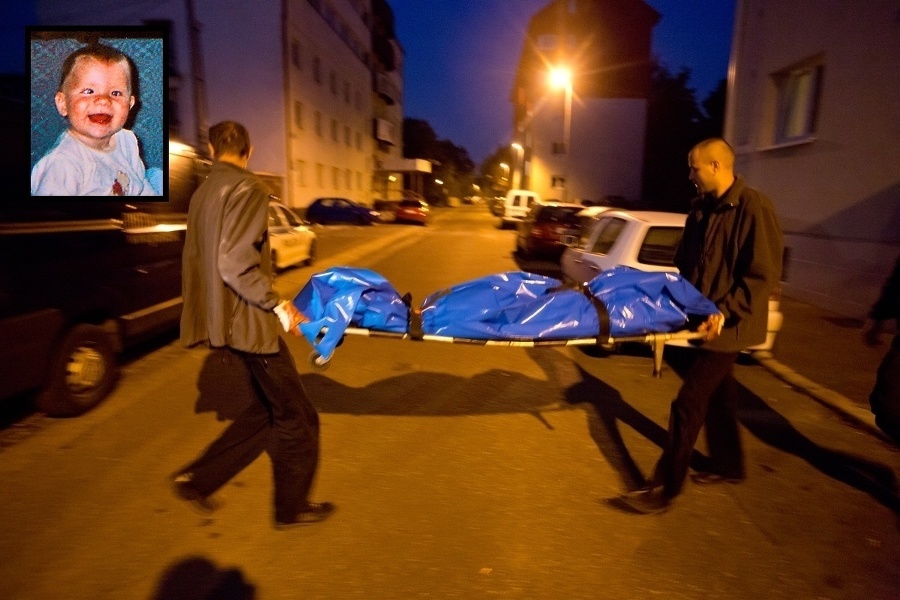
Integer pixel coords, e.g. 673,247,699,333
755,295,893,442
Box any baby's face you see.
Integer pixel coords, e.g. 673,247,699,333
54,56,135,150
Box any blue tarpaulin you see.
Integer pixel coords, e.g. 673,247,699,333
292,266,718,360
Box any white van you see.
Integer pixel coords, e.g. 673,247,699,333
500,189,540,228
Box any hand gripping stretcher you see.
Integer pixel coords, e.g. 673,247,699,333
288,267,719,378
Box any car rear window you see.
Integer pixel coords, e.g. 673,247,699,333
637,226,683,266
536,206,581,224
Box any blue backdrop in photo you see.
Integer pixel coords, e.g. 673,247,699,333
30,37,164,172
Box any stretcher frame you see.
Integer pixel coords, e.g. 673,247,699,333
307,326,708,378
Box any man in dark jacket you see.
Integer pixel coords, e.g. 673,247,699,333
618,137,784,514
864,254,900,444
173,121,334,528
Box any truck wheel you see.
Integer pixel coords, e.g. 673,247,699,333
37,324,119,417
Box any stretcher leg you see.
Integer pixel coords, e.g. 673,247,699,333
651,337,665,378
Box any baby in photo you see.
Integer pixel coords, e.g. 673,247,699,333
31,43,159,196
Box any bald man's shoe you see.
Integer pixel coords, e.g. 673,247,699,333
690,471,745,485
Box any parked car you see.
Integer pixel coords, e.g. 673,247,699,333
560,209,783,353
268,200,317,271
500,189,541,228
515,201,584,259
305,197,380,225
574,205,614,232
394,198,430,225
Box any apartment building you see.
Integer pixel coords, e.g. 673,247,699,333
510,0,659,205
725,0,900,317
34,0,413,208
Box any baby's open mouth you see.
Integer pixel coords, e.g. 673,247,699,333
88,114,112,124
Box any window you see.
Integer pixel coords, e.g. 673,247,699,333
344,81,351,103
551,176,566,189
295,161,307,187
316,163,324,187
331,118,338,141
315,111,323,137
344,169,352,189
773,61,823,144
637,227,683,266
355,131,362,150
589,217,626,254
329,71,337,95
313,56,321,83
294,101,303,130
332,166,339,189
551,142,566,155
344,125,351,146
291,41,302,69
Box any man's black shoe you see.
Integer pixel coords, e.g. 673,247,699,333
275,502,336,529
171,473,220,515
690,472,745,485
615,486,670,515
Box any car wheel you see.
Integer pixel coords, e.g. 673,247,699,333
306,239,317,266
516,239,531,259
271,250,281,272
36,324,120,417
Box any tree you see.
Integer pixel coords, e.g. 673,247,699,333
641,61,702,212
402,117,474,204
479,145,514,198
641,60,727,212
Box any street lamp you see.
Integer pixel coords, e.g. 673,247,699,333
510,142,523,189
549,66,572,202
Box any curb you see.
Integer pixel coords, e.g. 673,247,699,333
755,355,893,444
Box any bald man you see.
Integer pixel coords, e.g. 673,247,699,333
618,137,784,514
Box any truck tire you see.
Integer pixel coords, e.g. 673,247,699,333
37,324,120,417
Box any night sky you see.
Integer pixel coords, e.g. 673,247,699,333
390,0,736,163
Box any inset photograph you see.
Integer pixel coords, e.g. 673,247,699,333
30,27,166,198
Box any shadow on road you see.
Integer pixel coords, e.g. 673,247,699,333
558,345,900,516
737,386,900,516
149,556,256,600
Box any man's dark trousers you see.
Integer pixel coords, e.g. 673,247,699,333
653,348,744,498
183,337,320,522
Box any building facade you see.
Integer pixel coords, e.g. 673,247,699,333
726,0,900,317
510,0,659,205
35,0,413,209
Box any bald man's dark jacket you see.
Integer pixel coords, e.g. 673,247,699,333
676,175,784,352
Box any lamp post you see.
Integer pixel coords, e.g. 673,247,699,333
549,66,572,202
510,142,523,189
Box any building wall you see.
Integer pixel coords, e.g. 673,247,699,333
528,96,647,203
200,0,285,178
726,0,900,317
286,0,375,208
511,0,658,205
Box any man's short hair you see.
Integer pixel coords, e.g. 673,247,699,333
209,121,251,158
59,43,132,92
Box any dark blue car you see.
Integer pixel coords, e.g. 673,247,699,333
305,197,380,225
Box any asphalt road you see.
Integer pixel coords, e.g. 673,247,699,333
0,205,897,599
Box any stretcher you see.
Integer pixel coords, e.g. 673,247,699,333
289,267,719,378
